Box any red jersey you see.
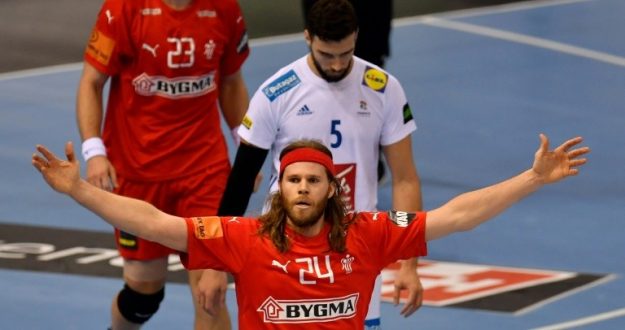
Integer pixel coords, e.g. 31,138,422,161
181,211,428,329
84,0,249,181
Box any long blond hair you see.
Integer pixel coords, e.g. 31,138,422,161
258,139,355,253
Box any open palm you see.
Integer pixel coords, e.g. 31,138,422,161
532,134,589,184
32,142,81,195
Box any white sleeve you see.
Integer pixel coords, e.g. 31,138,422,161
237,87,279,150
380,75,417,146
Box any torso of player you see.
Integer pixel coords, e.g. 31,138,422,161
184,211,427,329
234,219,382,329
87,0,248,179
240,56,414,211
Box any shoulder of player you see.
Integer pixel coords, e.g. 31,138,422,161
354,58,401,93
256,58,305,102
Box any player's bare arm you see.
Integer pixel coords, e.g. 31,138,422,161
76,62,117,191
426,134,589,241
219,70,249,131
32,142,188,252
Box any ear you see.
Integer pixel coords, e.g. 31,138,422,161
327,181,337,199
304,29,312,47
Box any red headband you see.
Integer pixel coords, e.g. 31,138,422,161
280,148,335,176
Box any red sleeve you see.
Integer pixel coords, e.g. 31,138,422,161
83,0,132,75
216,0,249,76
357,211,428,269
180,216,257,274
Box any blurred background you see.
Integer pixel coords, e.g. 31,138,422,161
0,0,522,73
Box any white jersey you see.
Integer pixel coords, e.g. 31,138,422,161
239,55,416,211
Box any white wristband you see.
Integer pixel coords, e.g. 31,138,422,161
82,137,107,162
231,125,241,146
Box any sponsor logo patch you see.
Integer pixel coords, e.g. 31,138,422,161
381,260,609,313
191,217,223,240
241,115,253,129
402,102,414,124
262,70,300,101
362,66,388,93
118,231,137,250
257,293,358,323
388,210,417,227
132,72,216,99
86,28,115,66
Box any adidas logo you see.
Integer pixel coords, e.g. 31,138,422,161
297,104,313,116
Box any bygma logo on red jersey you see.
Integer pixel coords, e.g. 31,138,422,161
257,294,358,323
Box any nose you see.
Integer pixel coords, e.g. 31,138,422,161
297,180,310,194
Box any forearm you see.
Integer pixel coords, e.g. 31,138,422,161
70,180,187,251
76,68,106,140
439,169,542,234
219,72,249,129
391,179,422,212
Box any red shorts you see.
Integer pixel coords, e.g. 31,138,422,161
114,163,229,260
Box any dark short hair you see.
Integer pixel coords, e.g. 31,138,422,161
305,0,358,42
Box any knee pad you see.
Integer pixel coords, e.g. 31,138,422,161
117,284,165,324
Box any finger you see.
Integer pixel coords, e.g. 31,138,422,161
392,285,401,306
65,141,76,163
36,144,58,162
110,168,119,189
568,147,590,159
569,158,587,168
32,154,46,171
401,303,418,317
204,297,217,317
556,136,583,153
538,133,549,155
400,290,418,316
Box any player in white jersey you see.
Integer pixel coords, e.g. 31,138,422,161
240,55,413,212
218,0,423,328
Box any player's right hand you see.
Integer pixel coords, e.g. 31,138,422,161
86,156,118,191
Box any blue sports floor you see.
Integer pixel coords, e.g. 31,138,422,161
1,0,624,328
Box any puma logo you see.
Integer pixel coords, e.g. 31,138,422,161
271,260,290,273
228,217,240,223
142,43,159,57
105,10,114,24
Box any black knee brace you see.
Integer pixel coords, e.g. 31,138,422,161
117,284,165,324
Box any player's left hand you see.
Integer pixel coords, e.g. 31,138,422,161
32,142,81,195
393,261,424,317
196,269,228,316
532,134,589,184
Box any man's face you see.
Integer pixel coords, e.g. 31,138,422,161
280,162,335,229
306,31,356,82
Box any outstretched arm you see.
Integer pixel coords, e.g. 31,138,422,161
426,134,589,241
32,142,188,251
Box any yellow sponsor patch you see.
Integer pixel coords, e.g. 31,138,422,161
192,217,223,240
362,67,388,93
241,114,253,129
85,27,115,66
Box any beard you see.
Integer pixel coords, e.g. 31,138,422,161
310,51,352,83
283,195,328,229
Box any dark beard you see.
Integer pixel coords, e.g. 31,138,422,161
311,52,352,83
283,196,327,229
